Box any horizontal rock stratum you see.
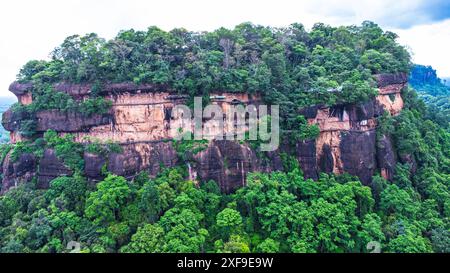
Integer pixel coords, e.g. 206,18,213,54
1,73,407,193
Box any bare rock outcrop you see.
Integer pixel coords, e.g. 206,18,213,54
375,73,408,88
193,140,283,193
37,149,73,188
377,135,396,180
0,152,36,193
296,140,318,180
340,131,377,184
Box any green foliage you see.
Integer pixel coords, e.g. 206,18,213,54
409,65,450,129
10,142,33,162
159,206,208,253
387,227,433,253
18,60,50,82
371,92,450,254
431,229,450,253
287,115,320,143
216,208,243,239
120,224,164,253
376,111,394,140
5,131,122,184
280,152,300,173
217,235,250,253
86,138,123,156
357,213,385,252
9,103,37,138
256,238,280,253
8,82,111,139
0,144,12,164
232,171,377,253
173,132,209,162
77,97,112,116
84,174,132,225
45,175,87,214
28,84,76,112
410,65,449,96
44,130,84,172
0,157,448,253
380,184,417,217
17,119,37,138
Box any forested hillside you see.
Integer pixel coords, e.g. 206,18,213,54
0,22,448,253
409,65,450,128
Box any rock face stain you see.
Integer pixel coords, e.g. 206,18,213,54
376,92,404,116
375,74,407,116
1,73,407,193
377,135,396,180
19,92,32,105
70,92,261,144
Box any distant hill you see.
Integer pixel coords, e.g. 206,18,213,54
0,96,16,143
409,64,450,128
409,65,449,96
443,77,450,87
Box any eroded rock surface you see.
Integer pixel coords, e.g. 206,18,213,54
0,152,36,194
377,135,396,181
37,149,73,189
1,73,407,192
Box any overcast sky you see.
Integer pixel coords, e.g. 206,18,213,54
0,0,449,98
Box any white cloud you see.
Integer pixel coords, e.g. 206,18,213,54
395,19,450,78
304,0,450,28
0,0,448,98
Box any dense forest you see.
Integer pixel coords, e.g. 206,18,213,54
0,22,449,253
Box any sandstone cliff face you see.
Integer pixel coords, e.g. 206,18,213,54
304,104,378,184
193,140,282,193
1,73,407,193
375,73,407,116
38,149,73,188
299,73,407,183
376,135,397,181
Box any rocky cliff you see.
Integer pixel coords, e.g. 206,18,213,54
1,73,407,193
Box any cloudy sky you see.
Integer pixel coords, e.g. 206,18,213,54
0,0,449,98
